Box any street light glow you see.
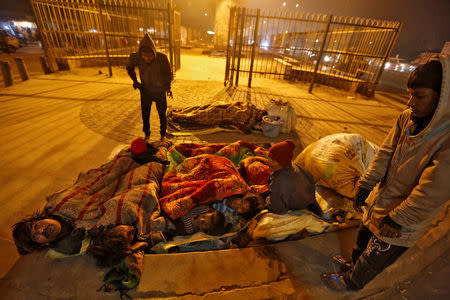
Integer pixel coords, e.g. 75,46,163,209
283,2,286,6
204,13,208,16
296,4,299,7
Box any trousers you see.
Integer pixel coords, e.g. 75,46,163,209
344,225,408,290
140,90,167,137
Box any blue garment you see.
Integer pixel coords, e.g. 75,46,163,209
212,199,236,214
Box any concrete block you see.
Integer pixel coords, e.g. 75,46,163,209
137,246,288,296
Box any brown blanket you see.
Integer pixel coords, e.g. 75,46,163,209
167,101,265,133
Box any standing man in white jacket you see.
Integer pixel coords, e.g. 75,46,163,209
322,55,449,291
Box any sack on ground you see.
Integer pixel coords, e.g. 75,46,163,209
294,133,378,198
265,99,297,133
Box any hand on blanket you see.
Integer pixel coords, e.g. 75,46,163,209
129,241,148,252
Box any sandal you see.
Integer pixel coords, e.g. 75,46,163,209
320,272,350,292
331,254,352,272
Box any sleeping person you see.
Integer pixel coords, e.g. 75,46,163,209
12,210,86,255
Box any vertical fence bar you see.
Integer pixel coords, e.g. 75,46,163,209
235,7,246,86
30,0,55,72
309,15,332,93
224,6,234,86
229,7,239,86
370,22,402,96
167,0,174,72
248,8,260,88
98,0,112,76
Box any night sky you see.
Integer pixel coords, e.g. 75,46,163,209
2,0,449,60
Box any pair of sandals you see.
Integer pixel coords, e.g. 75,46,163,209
320,254,353,291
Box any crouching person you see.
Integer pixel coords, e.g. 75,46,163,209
265,140,320,215
322,57,449,291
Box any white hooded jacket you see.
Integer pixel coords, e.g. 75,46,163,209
359,54,450,247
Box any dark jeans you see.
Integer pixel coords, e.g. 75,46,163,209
344,225,408,290
140,90,167,137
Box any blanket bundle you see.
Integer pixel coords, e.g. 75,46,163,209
167,101,266,133
45,147,173,240
160,141,271,220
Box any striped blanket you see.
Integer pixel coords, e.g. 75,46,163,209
160,141,271,220
45,147,173,239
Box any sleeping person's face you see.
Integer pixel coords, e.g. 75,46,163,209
193,211,220,233
230,198,251,214
30,219,62,244
107,225,135,244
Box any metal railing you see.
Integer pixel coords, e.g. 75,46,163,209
225,7,401,97
30,0,181,76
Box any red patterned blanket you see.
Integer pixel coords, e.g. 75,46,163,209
160,141,271,220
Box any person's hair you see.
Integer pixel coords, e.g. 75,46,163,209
201,210,229,236
240,192,263,220
86,226,133,267
407,60,443,96
12,210,69,255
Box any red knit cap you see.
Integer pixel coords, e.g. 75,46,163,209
268,140,295,168
131,138,148,154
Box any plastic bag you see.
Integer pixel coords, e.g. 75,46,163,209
249,211,330,241
265,99,297,133
295,133,378,198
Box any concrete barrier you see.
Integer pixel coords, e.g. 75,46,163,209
0,61,13,87
14,58,29,81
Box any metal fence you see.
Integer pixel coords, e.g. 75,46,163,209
225,7,402,97
30,0,181,76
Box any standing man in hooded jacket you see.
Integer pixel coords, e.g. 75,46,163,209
322,55,450,291
127,33,173,140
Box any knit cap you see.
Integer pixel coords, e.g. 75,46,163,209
131,138,148,154
268,140,295,168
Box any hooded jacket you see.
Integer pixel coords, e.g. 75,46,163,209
127,34,172,93
359,54,450,247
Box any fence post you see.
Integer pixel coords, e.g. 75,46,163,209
98,0,112,77
0,61,13,87
29,0,56,73
248,9,260,88
224,7,235,86
14,58,29,81
235,7,246,86
167,0,175,73
370,23,402,97
309,15,332,94
229,7,239,86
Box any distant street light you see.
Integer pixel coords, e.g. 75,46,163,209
296,4,299,8
204,13,208,16
283,2,286,6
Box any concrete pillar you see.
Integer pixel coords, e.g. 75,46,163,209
14,58,29,81
40,56,52,74
0,61,13,87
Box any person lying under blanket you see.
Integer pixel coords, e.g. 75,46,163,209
167,101,266,134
